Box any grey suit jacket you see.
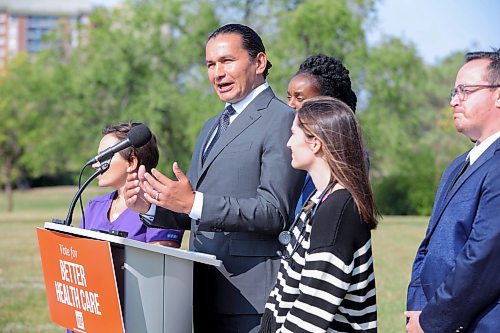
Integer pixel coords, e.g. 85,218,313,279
149,87,305,314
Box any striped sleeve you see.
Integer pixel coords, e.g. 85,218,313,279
262,190,377,333
279,240,375,333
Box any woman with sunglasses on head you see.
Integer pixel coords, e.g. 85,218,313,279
260,97,379,333
67,123,184,333
81,122,183,247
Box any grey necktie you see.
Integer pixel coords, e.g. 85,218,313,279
202,105,236,164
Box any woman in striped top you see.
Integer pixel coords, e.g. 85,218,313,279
260,96,379,333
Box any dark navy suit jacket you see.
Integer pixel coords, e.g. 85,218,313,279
407,138,500,332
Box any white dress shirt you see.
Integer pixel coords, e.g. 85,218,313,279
468,131,500,165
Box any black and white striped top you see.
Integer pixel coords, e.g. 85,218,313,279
260,189,377,333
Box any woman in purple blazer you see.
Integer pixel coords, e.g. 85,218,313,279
81,122,183,247
66,123,183,333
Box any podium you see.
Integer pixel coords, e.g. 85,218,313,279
38,222,221,333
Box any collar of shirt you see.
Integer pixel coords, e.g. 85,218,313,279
468,131,500,165
225,82,270,121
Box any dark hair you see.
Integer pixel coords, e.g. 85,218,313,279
297,54,357,112
464,48,500,85
208,23,272,79
102,122,159,172
297,96,378,229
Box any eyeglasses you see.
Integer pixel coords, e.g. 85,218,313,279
450,84,500,101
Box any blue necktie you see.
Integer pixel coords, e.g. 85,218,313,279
447,158,470,195
294,174,316,217
202,105,236,164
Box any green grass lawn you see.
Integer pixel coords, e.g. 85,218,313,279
0,187,428,332
372,216,427,332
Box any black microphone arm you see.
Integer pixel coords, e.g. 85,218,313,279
54,160,111,226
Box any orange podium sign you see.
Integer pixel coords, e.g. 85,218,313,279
37,228,124,333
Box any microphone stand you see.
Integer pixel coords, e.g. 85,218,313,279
52,161,111,226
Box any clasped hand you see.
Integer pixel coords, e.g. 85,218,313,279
404,311,424,333
124,162,195,215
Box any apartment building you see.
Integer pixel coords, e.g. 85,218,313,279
0,0,92,66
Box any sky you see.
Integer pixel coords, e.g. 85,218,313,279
367,0,499,64
90,0,499,64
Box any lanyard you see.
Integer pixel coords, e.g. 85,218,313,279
277,181,336,260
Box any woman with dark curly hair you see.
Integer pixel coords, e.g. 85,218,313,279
287,54,357,112
288,55,362,216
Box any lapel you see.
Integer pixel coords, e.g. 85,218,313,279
435,154,469,213
196,116,220,174
197,87,275,185
431,138,500,229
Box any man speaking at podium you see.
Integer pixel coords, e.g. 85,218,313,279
124,24,304,332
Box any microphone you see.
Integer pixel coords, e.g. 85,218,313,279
85,124,152,166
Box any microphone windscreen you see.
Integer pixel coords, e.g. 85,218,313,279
128,124,152,148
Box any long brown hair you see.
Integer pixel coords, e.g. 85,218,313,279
297,96,379,229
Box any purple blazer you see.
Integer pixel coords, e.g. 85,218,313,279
80,192,183,244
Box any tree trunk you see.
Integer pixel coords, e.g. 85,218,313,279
2,158,14,212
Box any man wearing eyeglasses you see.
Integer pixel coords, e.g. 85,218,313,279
405,50,500,333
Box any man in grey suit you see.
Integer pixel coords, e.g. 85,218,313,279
125,24,304,332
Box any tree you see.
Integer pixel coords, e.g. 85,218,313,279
0,0,476,216
360,41,470,214
266,0,375,97
1,0,221,210
0,54,64,211
0,57,27,212
53,0,221,175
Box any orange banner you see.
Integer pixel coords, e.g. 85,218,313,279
37,228,124,333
